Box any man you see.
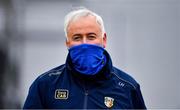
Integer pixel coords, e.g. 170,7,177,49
23,8,146,109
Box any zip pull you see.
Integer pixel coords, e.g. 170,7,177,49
85,90,88,96
83,90,88,109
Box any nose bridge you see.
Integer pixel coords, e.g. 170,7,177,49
82,35,87,44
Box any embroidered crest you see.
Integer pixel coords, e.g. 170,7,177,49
104,96,114,108
55,89,68,99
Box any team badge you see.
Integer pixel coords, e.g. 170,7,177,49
55,89,68,99
104,96,114,108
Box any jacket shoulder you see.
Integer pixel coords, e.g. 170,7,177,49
112,66,139,89
35,64,66,83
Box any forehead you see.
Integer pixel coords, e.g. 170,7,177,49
67,15,100,31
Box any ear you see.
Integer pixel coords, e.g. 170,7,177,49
66,39,70,48
103,33,107,48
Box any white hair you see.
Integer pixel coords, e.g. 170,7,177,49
64,7,105,40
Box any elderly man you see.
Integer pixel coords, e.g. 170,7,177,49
23,8,146,109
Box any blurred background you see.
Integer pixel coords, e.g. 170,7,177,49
0,0,179,109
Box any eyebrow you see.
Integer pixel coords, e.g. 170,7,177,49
86,33,97,36
72,34,82,37
72,33,97,37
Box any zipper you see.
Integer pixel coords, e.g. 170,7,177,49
83,90,88,109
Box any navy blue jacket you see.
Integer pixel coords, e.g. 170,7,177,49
23,50,146,109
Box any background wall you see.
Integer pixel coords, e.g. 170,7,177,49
0,0,179,108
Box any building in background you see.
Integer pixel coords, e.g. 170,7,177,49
0,0,23,108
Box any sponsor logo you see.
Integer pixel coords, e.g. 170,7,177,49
55,89,68,99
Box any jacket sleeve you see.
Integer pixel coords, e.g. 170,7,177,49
23,78,44,109
131,84,146,109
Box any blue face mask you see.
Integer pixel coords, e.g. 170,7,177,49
69,44,107,75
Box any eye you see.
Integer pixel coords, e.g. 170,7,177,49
72,35,81,41
88,35,96,40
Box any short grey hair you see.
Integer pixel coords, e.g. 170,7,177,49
64,7,105,39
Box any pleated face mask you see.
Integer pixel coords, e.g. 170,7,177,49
69,44,107,75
